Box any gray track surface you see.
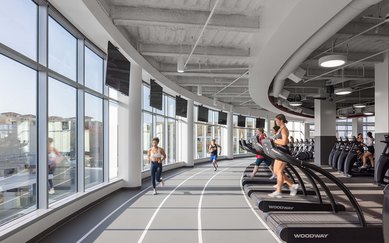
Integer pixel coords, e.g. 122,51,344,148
31,159,280,243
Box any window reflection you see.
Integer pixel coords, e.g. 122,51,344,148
84,93,103,189
143,113,152,170
48,78,77,201
0,54,37,226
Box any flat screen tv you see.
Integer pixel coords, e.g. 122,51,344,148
238,115,246,127
218,111,227,125
198,106,209,122
176,96,187,118
256,118,265,128
105,41,131,96
150,79,163,110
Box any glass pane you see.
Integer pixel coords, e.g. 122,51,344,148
84,93,103,189
48,78,77,201
109,102,118,179
143,85,152,112
0,1,37,60
0,54,37,226
167,119,176,164
233,128,239,154
143,112,152,170
233,115,237,126
196,124,204,159
155,115,164,151
48,17,77,80
206,125,212,153
167,96,175,118
85,47,103,93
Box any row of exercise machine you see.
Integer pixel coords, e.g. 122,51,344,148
239,137,387,243
328,135,389,184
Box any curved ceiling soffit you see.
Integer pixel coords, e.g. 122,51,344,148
249,0,379,121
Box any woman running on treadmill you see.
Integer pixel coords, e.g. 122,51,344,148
147,137,166,195
209,139,222,171
268,114,299,198
250,128,273,178
361,132,375,169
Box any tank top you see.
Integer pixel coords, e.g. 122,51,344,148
275,127,290,152
256,134,266,159
210,144,218,156
150,148,162,162
366,137,374,147
48,151,56,164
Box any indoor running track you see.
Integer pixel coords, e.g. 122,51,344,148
33,158,281,243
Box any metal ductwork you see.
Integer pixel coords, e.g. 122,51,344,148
272,0,381,98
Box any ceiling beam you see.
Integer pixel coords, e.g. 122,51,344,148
111,6,260,32
139,43,250,59
337,21,389,37
162,71,249,79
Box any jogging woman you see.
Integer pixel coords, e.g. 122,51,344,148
147,137,166,195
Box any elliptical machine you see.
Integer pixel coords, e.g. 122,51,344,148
375,135,389,185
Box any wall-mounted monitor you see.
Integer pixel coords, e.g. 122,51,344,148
176,96,187,118
197,106,209,122
237,115,246,127
150,79,163,110
105,41,131,96
218,111,227,125
256,118,265,128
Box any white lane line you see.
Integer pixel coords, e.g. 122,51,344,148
239,173,282,243
137,168,210,243
76,169,190,243
197,167,229,243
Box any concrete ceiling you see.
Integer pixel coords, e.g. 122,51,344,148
99,0,261,109
278,0,389,117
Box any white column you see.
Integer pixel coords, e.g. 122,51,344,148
304,123,311,139
184,99,194,167
375,52,389,154
265,117,271,135
314,99,336,166
119,63,142,188
227,111,234,159
352,117,363,137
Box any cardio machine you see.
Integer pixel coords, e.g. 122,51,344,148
375,135,389,185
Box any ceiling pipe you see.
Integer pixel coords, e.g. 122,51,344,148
272,0,381,98
214,70,249,95
183,0,221,70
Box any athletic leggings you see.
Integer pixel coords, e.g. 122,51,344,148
150,161,162,188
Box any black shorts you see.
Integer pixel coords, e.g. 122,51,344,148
277,145,291,155
367,146,375,154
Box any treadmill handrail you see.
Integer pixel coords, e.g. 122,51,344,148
262,138,367,227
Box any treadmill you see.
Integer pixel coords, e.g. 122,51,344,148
241,139,346,213
260,138,383,243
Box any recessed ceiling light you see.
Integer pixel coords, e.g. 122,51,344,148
289,101,302,107
353,103,366,108
334,87,352,95
177,56,185,73
318,54,347,68
363,112,374,115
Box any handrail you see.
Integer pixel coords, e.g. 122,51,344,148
262,138,367,227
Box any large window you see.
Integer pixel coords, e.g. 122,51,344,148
363,116,375,141
194,108,227,159
287,121,305,140
0,1,118,227
48,78,77,201
0,54,37,226
336,118,352,138
141,84,177,170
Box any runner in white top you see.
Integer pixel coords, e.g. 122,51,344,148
147,137,167,195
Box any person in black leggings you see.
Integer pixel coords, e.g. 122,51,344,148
147,137,166,195
268,114,298,198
